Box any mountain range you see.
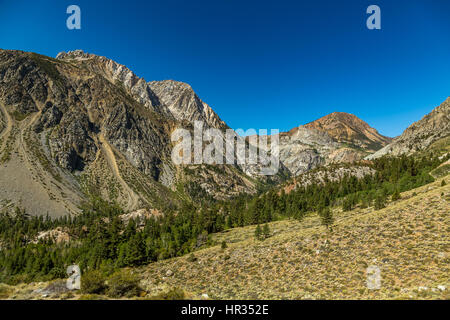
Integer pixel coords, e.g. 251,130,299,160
0,49,449,217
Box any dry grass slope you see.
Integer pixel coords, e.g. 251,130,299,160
1,175,448,300
140,175,450,300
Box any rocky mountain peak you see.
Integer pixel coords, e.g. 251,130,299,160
57,51,226,129
276,111,392,176
304,111,392,151
56,49,91,60
310,112,369,128
148,80,227,129
56,50,169,116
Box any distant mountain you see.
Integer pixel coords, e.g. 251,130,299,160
304,112,392,151
278,112,391,176
367,97,450,159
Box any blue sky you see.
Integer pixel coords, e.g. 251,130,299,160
1,0,450,137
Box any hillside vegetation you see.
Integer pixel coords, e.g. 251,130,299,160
1,175,448,300
139,176,450,300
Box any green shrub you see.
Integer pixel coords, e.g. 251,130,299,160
81,270,107,294
319,207,334,232
12,110,28,121
0,284,12,299
391,190,401,201
221,241,228,249
262,224,271,239
374,193,386,210
342,197,353,211
106,270,141,298
187,253,197,262
254,225,262,241
148,287,186,300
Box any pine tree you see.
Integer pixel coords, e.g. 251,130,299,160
442,179,447,187
374,193,386,210
320,208,334,232
342,196,353,211
221,241,227,250
254,225,262,241
262,224,271,239
391,190,401,201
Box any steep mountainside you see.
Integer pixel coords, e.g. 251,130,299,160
368,98,450,159
280,163,376,195
0,49,258,216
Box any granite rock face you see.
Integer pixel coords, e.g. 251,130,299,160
149,80,227,130
278,127,335,175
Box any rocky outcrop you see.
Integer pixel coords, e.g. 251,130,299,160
56,50,169,116
367,98,450,159
149,80,227,129
278,127,334,175
34,227,71,244
56,51,227,130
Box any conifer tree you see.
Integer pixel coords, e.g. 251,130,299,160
342,196,353,211
320,208,334,232
221,241,227,250
391,190,401,201
375,193,386,210
262,223,271,239
254,225,262,241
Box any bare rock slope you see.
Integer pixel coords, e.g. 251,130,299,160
304,112,392,151
368,97,450,159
